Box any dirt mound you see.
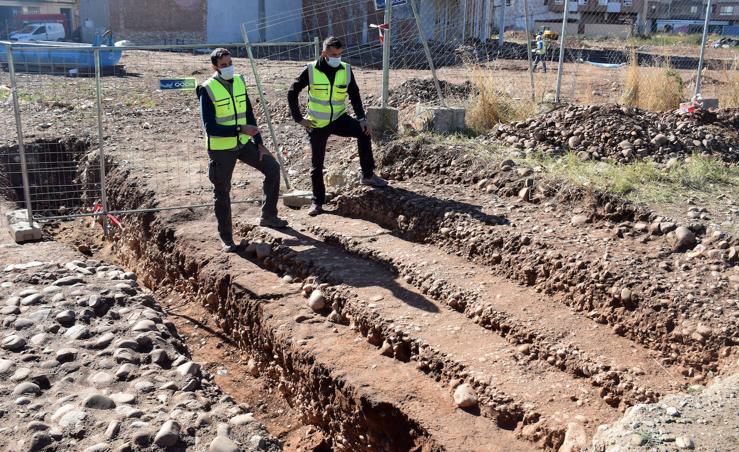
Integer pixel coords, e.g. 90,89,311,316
492,104,739,163
384,78,476,107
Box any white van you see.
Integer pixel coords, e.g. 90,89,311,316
9,23,66,42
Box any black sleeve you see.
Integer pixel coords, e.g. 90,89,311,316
245,93,263,146
199,87,238,138
287,67,310,123
347,73,366,120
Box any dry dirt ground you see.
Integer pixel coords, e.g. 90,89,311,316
0,50,737,451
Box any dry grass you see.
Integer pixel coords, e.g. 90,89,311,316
465,66,536,133
620,49,685,111
719,60,739,108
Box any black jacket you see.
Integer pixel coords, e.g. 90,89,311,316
287,58,366,123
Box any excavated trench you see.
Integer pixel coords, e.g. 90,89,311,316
14,139,733,450
54,156,448,451
0,137,100,216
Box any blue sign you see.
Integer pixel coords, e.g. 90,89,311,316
159,78,197,90
374,0,407,10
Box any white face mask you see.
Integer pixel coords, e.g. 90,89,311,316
219,65,235,80
326,56,342,68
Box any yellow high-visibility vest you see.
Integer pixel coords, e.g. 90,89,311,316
306,62,351,128
201,75,250,151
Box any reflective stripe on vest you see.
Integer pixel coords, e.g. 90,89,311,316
202,75,250,151
306,62,351,128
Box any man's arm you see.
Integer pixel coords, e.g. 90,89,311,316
287,67,310,123
198,89,238,137
347,76,366,121
244,93,263,146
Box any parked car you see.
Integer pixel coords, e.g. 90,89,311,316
9,23,65,42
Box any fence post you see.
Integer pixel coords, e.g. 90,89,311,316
381,0,393,108
523,0,535,102
409,0,446,107
313,36,320,61
694,0,712,98
6,43,35,225
94,47,110,234
240,24,292,191
554,0,570,103
498,0,506,46
461,0,467,41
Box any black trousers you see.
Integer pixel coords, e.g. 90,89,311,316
208,141,280,244
308,114,375,205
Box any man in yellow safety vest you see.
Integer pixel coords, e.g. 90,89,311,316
197,48,287,252
287,36,388,217
532,34,548,73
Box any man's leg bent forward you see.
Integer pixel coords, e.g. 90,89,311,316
237,141,281,219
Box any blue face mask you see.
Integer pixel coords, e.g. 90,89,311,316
326,57,342,68
219,65,235,80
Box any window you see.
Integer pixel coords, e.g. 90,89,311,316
598,0,608,5
691,6,698,13
624,0,632,6
33,26,46,35
25,7,41,14
578,0,587,5
719,6,734,15
555,0,564,5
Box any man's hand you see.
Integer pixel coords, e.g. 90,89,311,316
299,119,314,131
257,143,273,162
240,125,260,137
359,119,372,137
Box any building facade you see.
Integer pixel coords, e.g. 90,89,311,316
0,0,79,38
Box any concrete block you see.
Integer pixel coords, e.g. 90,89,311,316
282,190,313,208
366,107,399,134
5,209,42,243
702,98,719,109
413,106,466,134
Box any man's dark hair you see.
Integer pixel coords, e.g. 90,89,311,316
322,36,343,52
210,48,231,66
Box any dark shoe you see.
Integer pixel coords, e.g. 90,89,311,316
222,241,238,253
361,174,388,187
308,203,323,217
259,215,288,229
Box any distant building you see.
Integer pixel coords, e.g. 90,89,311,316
0,0,79,38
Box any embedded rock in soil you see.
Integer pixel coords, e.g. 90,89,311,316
453,383,478,408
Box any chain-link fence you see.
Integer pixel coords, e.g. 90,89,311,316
1,0,737,226
0,39,318,225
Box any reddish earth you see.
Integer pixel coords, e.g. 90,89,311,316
1,51,737,450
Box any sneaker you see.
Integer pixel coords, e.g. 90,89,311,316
259,215,288,229
361,174,388,187
308,203,323,217
222,241,238,253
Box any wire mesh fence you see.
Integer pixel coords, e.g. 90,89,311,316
0,0,737,225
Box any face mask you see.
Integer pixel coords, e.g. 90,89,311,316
326,57,341,68
219,65,235,80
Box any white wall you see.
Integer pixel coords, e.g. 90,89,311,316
207,0,303,43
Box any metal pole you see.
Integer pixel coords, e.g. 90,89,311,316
523,0,536,101
381,0,393,108
498,0,506,46
410,0,447,107
6,43,35,225
240,24,292,191
554,0,570,103
93,48,109,234
694,0,712,97
313,36,320,60
462,0,467,41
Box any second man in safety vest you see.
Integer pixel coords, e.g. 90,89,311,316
287,36,388,217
